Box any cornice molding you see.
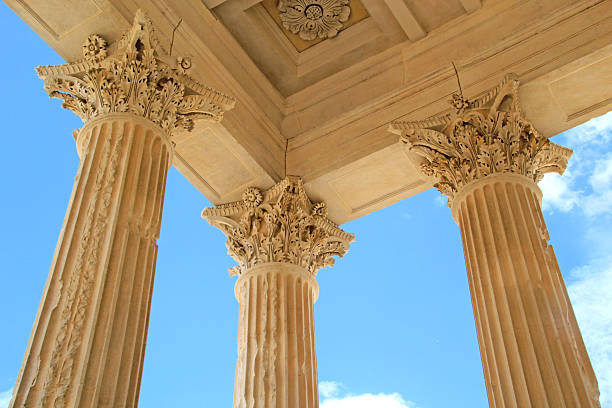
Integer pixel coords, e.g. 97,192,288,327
202,176,354,277
283,0,607,141
390,74,572,204
36,9,235,135
286,0,609,183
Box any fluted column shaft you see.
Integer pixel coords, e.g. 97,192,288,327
452,173,599,408
202,177,353,408
234,263,319,408
11,114,172,408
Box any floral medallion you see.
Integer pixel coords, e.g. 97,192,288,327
278,0,351,41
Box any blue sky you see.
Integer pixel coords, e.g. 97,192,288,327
0,3,610,407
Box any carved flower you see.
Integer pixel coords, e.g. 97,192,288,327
449,93,470,112
82,35,107,62
176,56,192,73
278,0,351,41
242,187,263,208
311,202,328,217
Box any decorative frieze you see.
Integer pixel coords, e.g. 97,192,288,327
202,176,354,276
278,0,351,41
390,74,572,203
36,9,235,135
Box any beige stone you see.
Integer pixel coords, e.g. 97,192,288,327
233,262,319,408
391,75,600,407
453,174,599,407
9,11,233,408
11,115,171,408
3,0,611,406
202,177,354,407
6,0,610,224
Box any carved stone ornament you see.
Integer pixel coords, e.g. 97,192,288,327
278,0,351,41
389,74,572,204
36,9,235,135
202,176,354,277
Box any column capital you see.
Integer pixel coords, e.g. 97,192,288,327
36,9,235,136
389,74,572,204
202,176,355,277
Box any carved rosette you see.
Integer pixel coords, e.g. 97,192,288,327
36,9,235,136
278,0,351,41
202,176,354,277
389,74,572,204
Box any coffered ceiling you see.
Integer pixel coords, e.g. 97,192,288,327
6,0,612,224
206,0,480,96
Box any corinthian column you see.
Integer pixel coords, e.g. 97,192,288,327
391,74,600,408
10,11,234,408
202,177,354,408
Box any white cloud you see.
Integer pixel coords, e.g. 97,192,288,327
583,154,612,216
583,189,612,217
539,111,612,217
433,194,446,208
568,259,612,407
321,392,416,408
539,172,579,212
319,383,417,408
589,154,612,188
539,112,612,406
564,112,612,146
319,381,342,399
0,388,13,408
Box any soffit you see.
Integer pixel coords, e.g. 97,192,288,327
5,0,288,205
210,0,477,96
6,0,612,225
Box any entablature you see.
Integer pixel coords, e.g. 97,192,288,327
7,0,612,224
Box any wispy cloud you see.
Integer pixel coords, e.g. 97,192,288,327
319,382,418,408
319,381,343,399
0,388,13,408
539,112,612,407
567,259,612,406
538,171,579,212
433,194,446,208
540,111,612,216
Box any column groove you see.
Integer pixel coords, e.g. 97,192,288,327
454,175,600,407
12,10,234,408
10,116,172,408
203,177,354,408
233,264,319,408
392,74,600,407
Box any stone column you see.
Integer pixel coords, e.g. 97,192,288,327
202,177,354,408
391,74,600,408
234,263,319,408
10,11,234,408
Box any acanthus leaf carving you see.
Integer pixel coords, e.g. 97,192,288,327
278,0,351,41
36,9,235,135
202,176,354,277
41,121,123,406
389,74,572,204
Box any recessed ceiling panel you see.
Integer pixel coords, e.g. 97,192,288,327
14,0,102,38
260,0,370,52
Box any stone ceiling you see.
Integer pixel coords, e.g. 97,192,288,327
6,0,612,224
208,0,475,95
